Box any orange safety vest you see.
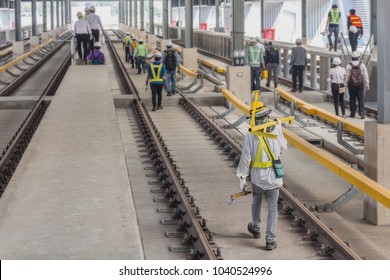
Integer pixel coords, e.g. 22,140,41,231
350,15,363,28
131,41,138,52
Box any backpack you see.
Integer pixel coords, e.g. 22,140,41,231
267,47,279,63
349,62,363,87
164,50,176,71
91,52,103,65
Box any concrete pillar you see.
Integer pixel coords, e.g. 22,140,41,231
226,66,251,105
147,34,157,49
182,48,197,70
163,0,169,39
185,0,193,48
30,36,40,47
364,122,390,225
12,42,25,58
41,32,50,42
149,0,154,34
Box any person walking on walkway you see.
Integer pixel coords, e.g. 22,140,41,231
345,51,370,119
246,37,265,91
290,38,307,93
135,39,148,74
329,57,346,118
123,32,132,63
87,6,104,45
236,104,287,251
265,41,280,88
74,11,92,65
347,9,363,52
130,36,138,69
326,4,341,51
146,53,166,111
162,40,181,96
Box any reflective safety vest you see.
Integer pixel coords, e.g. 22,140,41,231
250,136,277,168
131,41,138,52
135,43,147,57
350,15,363,28
248,46,262,67
149,64,164,83
329,9,340,24
123,36,131,47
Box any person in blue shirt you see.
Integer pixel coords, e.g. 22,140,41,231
146,53,166,111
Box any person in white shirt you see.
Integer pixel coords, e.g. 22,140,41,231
74,12,92,64
87,6,104,44
329,57,347,118
236,104,287,251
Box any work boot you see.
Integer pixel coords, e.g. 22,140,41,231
152,106,157,111
329,45,333,51
167,92,172,96
265,241,277,250
291,88,297,93
299,88,303,93
266,83,270,87
172,90,176,95
247,222,260,239
157,105,163,110
361,114,365,119
274,83,278,88
334,46,337,51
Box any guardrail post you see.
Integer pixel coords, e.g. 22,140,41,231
282,48,289,78
310,53,317,88
319,56,330,90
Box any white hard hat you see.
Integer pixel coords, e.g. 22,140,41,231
295,38,302,45
249,37,257,44
352,51,361,58
94,42,101,48
166,40,173,47
255,36,260,42
89,6,96,12
349,25,358,33
333,57,341,65
154,53,162,59
76,12,83,18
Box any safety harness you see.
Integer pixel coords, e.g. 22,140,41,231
250,136,278,168
149,63,163,83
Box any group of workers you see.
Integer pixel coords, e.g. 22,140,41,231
73,6,105,65
326,4,364,53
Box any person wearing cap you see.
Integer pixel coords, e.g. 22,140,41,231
345,51,369,119
123,33,132,63
84,7,91,19
347,9,363,52
329,57,347,118
290,38,307,93
264,41,280,88
162,40,181,96
134,38,148,74
87,42,105,65
255,36,266,61
246,37,265,91
87,5,104,45
145,53,166,111
236,102,287,251
326,4,341,51
74,11,92,64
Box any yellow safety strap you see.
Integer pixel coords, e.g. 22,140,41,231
250,136,274,168
150,64,163,83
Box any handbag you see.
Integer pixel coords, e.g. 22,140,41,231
338,83,346,94
263,137,284,179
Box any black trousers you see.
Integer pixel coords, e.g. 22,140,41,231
331,83,346,116
348,29,361,52
348,84,365,117
151,84,163,107
292,65,305,89
124,47,131,62
76,33,89,61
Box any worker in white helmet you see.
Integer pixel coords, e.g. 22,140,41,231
87,5,104,47
74,11,92,64
328,57,346,118
236,102,287,251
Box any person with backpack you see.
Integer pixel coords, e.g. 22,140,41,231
345,51,369,119
87,42,105,65
145,53,166,111
162,40,181,96
265,41,279,88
